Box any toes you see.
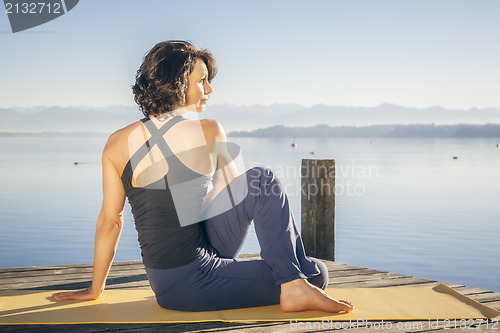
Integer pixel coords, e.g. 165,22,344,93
339,299,353,306
339,302,354,312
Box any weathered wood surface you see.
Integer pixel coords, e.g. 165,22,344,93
1,254,499,332
301,159,336,261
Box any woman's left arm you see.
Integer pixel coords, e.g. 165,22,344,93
52,134,126,301
202,120,239,208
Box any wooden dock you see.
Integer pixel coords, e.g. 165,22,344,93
1,254,499,332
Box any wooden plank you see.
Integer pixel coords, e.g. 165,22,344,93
328,267,388,277
322,261,380,271
0,268,146,285
467,292,500,303
0,264,144,278
482,300,500,310
331,275,439,288
332,271,415,283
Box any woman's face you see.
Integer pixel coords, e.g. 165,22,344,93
185,58,213,113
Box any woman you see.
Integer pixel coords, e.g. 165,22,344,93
52,41,353,313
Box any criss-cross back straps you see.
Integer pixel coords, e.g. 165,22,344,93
128,116,186,176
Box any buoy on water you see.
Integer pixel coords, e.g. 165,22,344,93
291,136,297,148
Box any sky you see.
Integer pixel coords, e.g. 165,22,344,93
1,0,499,110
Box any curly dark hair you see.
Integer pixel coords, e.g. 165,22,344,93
132,40,217,117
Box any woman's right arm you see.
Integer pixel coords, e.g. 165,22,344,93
52,134,126,301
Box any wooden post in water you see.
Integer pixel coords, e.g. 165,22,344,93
301,159,335,261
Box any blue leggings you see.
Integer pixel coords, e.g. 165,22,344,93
145,167,329,311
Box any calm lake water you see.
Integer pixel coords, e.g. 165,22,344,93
0,135,499,292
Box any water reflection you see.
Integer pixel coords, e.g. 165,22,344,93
0,136,498,292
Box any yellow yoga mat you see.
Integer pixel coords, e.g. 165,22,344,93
1,284,499,324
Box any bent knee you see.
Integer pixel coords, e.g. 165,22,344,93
248,166,273,177
307,257,329,290
247,166,280,184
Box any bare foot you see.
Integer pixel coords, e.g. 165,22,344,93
280,278,353,313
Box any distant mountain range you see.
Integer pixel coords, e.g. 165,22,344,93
229,123,500,138
0,105,140,134
1,103,500,134
205,103,500,131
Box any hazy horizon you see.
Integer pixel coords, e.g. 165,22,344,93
2,103,500,134
3,101,500,112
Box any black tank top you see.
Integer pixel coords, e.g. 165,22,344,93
121,116,212,269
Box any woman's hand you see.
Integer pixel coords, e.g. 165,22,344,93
51,287,102,301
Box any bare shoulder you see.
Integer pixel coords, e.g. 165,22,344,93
199,118,227,142
104,122,141,153
103,121,143,172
